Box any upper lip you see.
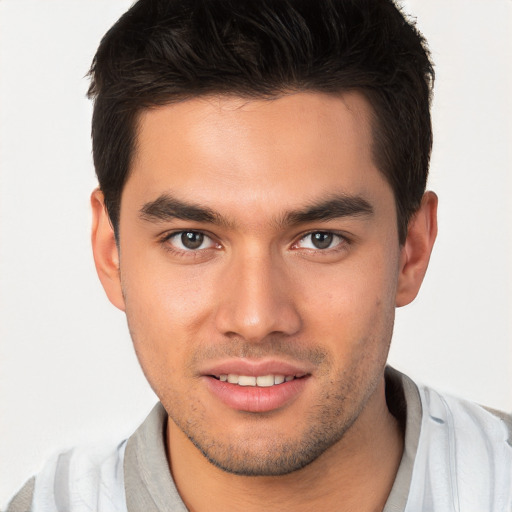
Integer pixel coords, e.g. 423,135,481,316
199,358,313,378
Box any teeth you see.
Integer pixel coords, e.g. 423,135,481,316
238,376,256,386
219,374,296,387
256,375,274,387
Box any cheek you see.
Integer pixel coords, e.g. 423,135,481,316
120,253,220,370
297,251,398,351
124,248,216,320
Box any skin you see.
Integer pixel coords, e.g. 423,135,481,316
91,91,437,511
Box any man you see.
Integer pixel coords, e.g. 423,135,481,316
5,0,511,511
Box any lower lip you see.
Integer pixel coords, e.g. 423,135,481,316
203,376,309,413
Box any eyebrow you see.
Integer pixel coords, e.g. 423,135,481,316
139,193,374,228
282,196,373,225
139,194,227,225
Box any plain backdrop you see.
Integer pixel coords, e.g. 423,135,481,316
1,0,511,506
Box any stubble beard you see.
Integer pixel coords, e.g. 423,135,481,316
123,292,395,477
166,364,382,477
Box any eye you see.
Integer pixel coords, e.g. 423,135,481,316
295,231,345,250
165,231,217,251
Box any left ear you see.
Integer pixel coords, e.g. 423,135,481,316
396,191,438,307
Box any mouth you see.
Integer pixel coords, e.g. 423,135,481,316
210,373,307,387
203,366,311,412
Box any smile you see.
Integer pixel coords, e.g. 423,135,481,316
205,372,310,412
213,374,304,387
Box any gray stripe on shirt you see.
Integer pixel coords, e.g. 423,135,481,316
54,450,73,512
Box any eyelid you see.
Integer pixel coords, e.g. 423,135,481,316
160,229,220,252
292,230,349,251
158,228,351,255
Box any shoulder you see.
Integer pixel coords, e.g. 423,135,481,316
3,404,170,512
387,367,512,448
409,384,512,510
4,441,127,512
418,384,512,446
385,368,512,511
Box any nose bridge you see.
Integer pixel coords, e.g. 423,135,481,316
215,245,301,341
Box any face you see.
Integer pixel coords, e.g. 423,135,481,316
111,92,405,475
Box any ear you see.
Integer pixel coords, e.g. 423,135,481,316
396,191,438,307
91,189,125,311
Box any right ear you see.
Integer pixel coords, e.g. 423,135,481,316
90,189,125,311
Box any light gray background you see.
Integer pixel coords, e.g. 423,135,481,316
1,0,511,505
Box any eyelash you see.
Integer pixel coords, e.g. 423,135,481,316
159,229,350,257
159,230,219,256
293,231,349,253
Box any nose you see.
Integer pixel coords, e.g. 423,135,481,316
214,249,302,342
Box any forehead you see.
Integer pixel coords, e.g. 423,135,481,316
124,91,391,220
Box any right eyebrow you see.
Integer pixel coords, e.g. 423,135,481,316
139,194,231,227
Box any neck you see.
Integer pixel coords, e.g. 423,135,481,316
167,377,403,512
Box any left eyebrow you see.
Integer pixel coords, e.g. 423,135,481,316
281,195,374,226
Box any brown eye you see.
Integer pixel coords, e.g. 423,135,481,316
181,231,204,250
165,231,216,252
295,231,346,251
310,232,333,249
